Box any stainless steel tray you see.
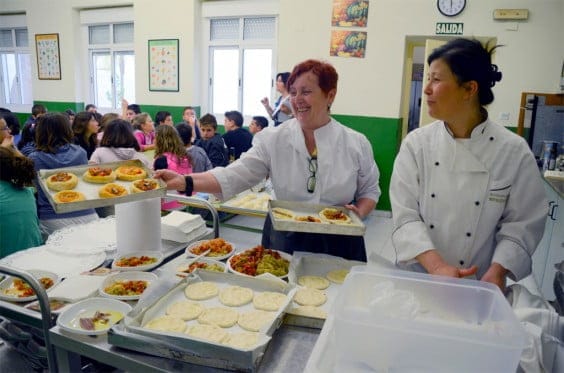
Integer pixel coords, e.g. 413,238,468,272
37,160,166,214
113,271,296,371
218,189,272,216
268,200,366,236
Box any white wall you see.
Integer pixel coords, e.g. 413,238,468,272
1,0,562,126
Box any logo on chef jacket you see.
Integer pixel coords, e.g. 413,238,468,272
488,192,508,203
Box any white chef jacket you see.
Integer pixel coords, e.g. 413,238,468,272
210,118,380,207
390,119,547,281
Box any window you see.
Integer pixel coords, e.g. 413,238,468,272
0,28,32,105
87,22,134,109
208,16,276,117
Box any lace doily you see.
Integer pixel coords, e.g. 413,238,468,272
46,216,117,256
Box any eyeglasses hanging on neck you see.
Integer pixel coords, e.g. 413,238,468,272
307,156,317,193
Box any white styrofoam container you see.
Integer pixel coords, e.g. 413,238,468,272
333,266,526,372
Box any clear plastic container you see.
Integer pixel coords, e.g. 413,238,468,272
333,266,526,372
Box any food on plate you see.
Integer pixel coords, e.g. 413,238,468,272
229,246,290,277
237,310,275,332
294,215,321,223
177,261,224,274
46,172,78,191
3,277,55,298
115,165,147,181
27,299,68,312
185,324,227,343
219,286,254,307
252,291,287,312
145,315,186,333
289,305,327,319
197,307,238,328
224,331,259,349
114,255,158,268
103,280,148,296
319,207,352,224
53,190,86,203
188,238,233,258
271,207,295,220
99,183,128,198
298,275,330,290
82,167,116,184
184,281,219,301
165,301,204,321
326,269,350,284
131,178,159,193
293,287,327,307
78,310,124,331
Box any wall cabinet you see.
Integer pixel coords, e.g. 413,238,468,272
532,179,563,301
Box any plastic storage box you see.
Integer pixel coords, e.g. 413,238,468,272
333,266,526,372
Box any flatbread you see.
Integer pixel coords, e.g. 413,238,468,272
131,178,159,193
184,281,219,300
197,307,238,328
165,301,204,321
82,167,116,184
238,310,275,332
252,291,287,312
144,315,186,333
46,172,78,191
271,207,295,220
293,288,327,307
326,269,349,284
219,286,254,307
98,183,128,198
290,305,327,319
224,332,259,349
298,275,330,290
53,190,86,203
318,207,352,224
115,165,147,181
185,324,228,344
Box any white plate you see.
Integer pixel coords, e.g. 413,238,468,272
227,248,292,279
175,257,227,275
99,271,158,301
0,270,60,303
111,251,164,272
185,239,235,261
46,216,117,255
0,246,106,278
57,297,132,335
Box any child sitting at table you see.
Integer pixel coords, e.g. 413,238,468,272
194,113,228,168
132,113,155,152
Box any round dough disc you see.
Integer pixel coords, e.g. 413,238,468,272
185,324,228,344
224,332,259,349
238,310,275,332
290,305,327,319
53,190,86,203
165,300,204,321
197,307,238,328
298,275,330,290
252,291,288,312
144,315,186,333
219,286,254,307
293,288,327,307
326,269,350,284
184,281,219,301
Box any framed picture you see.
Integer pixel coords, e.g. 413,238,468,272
35,33,61,80
148,39,179,92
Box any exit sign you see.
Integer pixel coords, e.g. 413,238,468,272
436,22,464,35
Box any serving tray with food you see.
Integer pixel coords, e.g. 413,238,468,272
99,271,158,301
0,269,60,303
56,297,132,335
111,251,165,272
227,246,291,279
284,252,365,329
157,256,227,278
37,160,166,214
112,270,296,371
219,189,273,215
185,238,235,261
269,200,366,236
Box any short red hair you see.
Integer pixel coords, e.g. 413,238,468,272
287,59,338,95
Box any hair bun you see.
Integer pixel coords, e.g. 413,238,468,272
490,64,502,87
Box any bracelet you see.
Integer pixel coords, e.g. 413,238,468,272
184,175,194,196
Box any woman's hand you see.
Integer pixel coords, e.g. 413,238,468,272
260,97,270,106
417,249,478,279
481,262,508,291
154,169,185,191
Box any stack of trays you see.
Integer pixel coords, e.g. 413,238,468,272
161,211,207,243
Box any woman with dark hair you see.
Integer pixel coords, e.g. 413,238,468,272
157,59,380,261
389,38,547,291
261,72,293,126
0,146,42,257
28,113,98,238
0,108,21,145
72,111,99,159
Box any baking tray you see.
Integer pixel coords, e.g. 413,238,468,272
37,160,166,214
268,200,366,236
284,252,365,329
219,190,272,216
111,270,296,372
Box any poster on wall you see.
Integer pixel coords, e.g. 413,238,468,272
330,30,367,58
35,33,61,80
148,39,179,92
332,0,369,27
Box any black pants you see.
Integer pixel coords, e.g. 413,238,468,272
261,215,367,262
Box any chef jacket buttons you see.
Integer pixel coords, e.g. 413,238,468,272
435,162,439,166
489,137,494,141
459,260,465,265
431,193,436,198
430,224,435,229
475,201,480,206
466,232,472,237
